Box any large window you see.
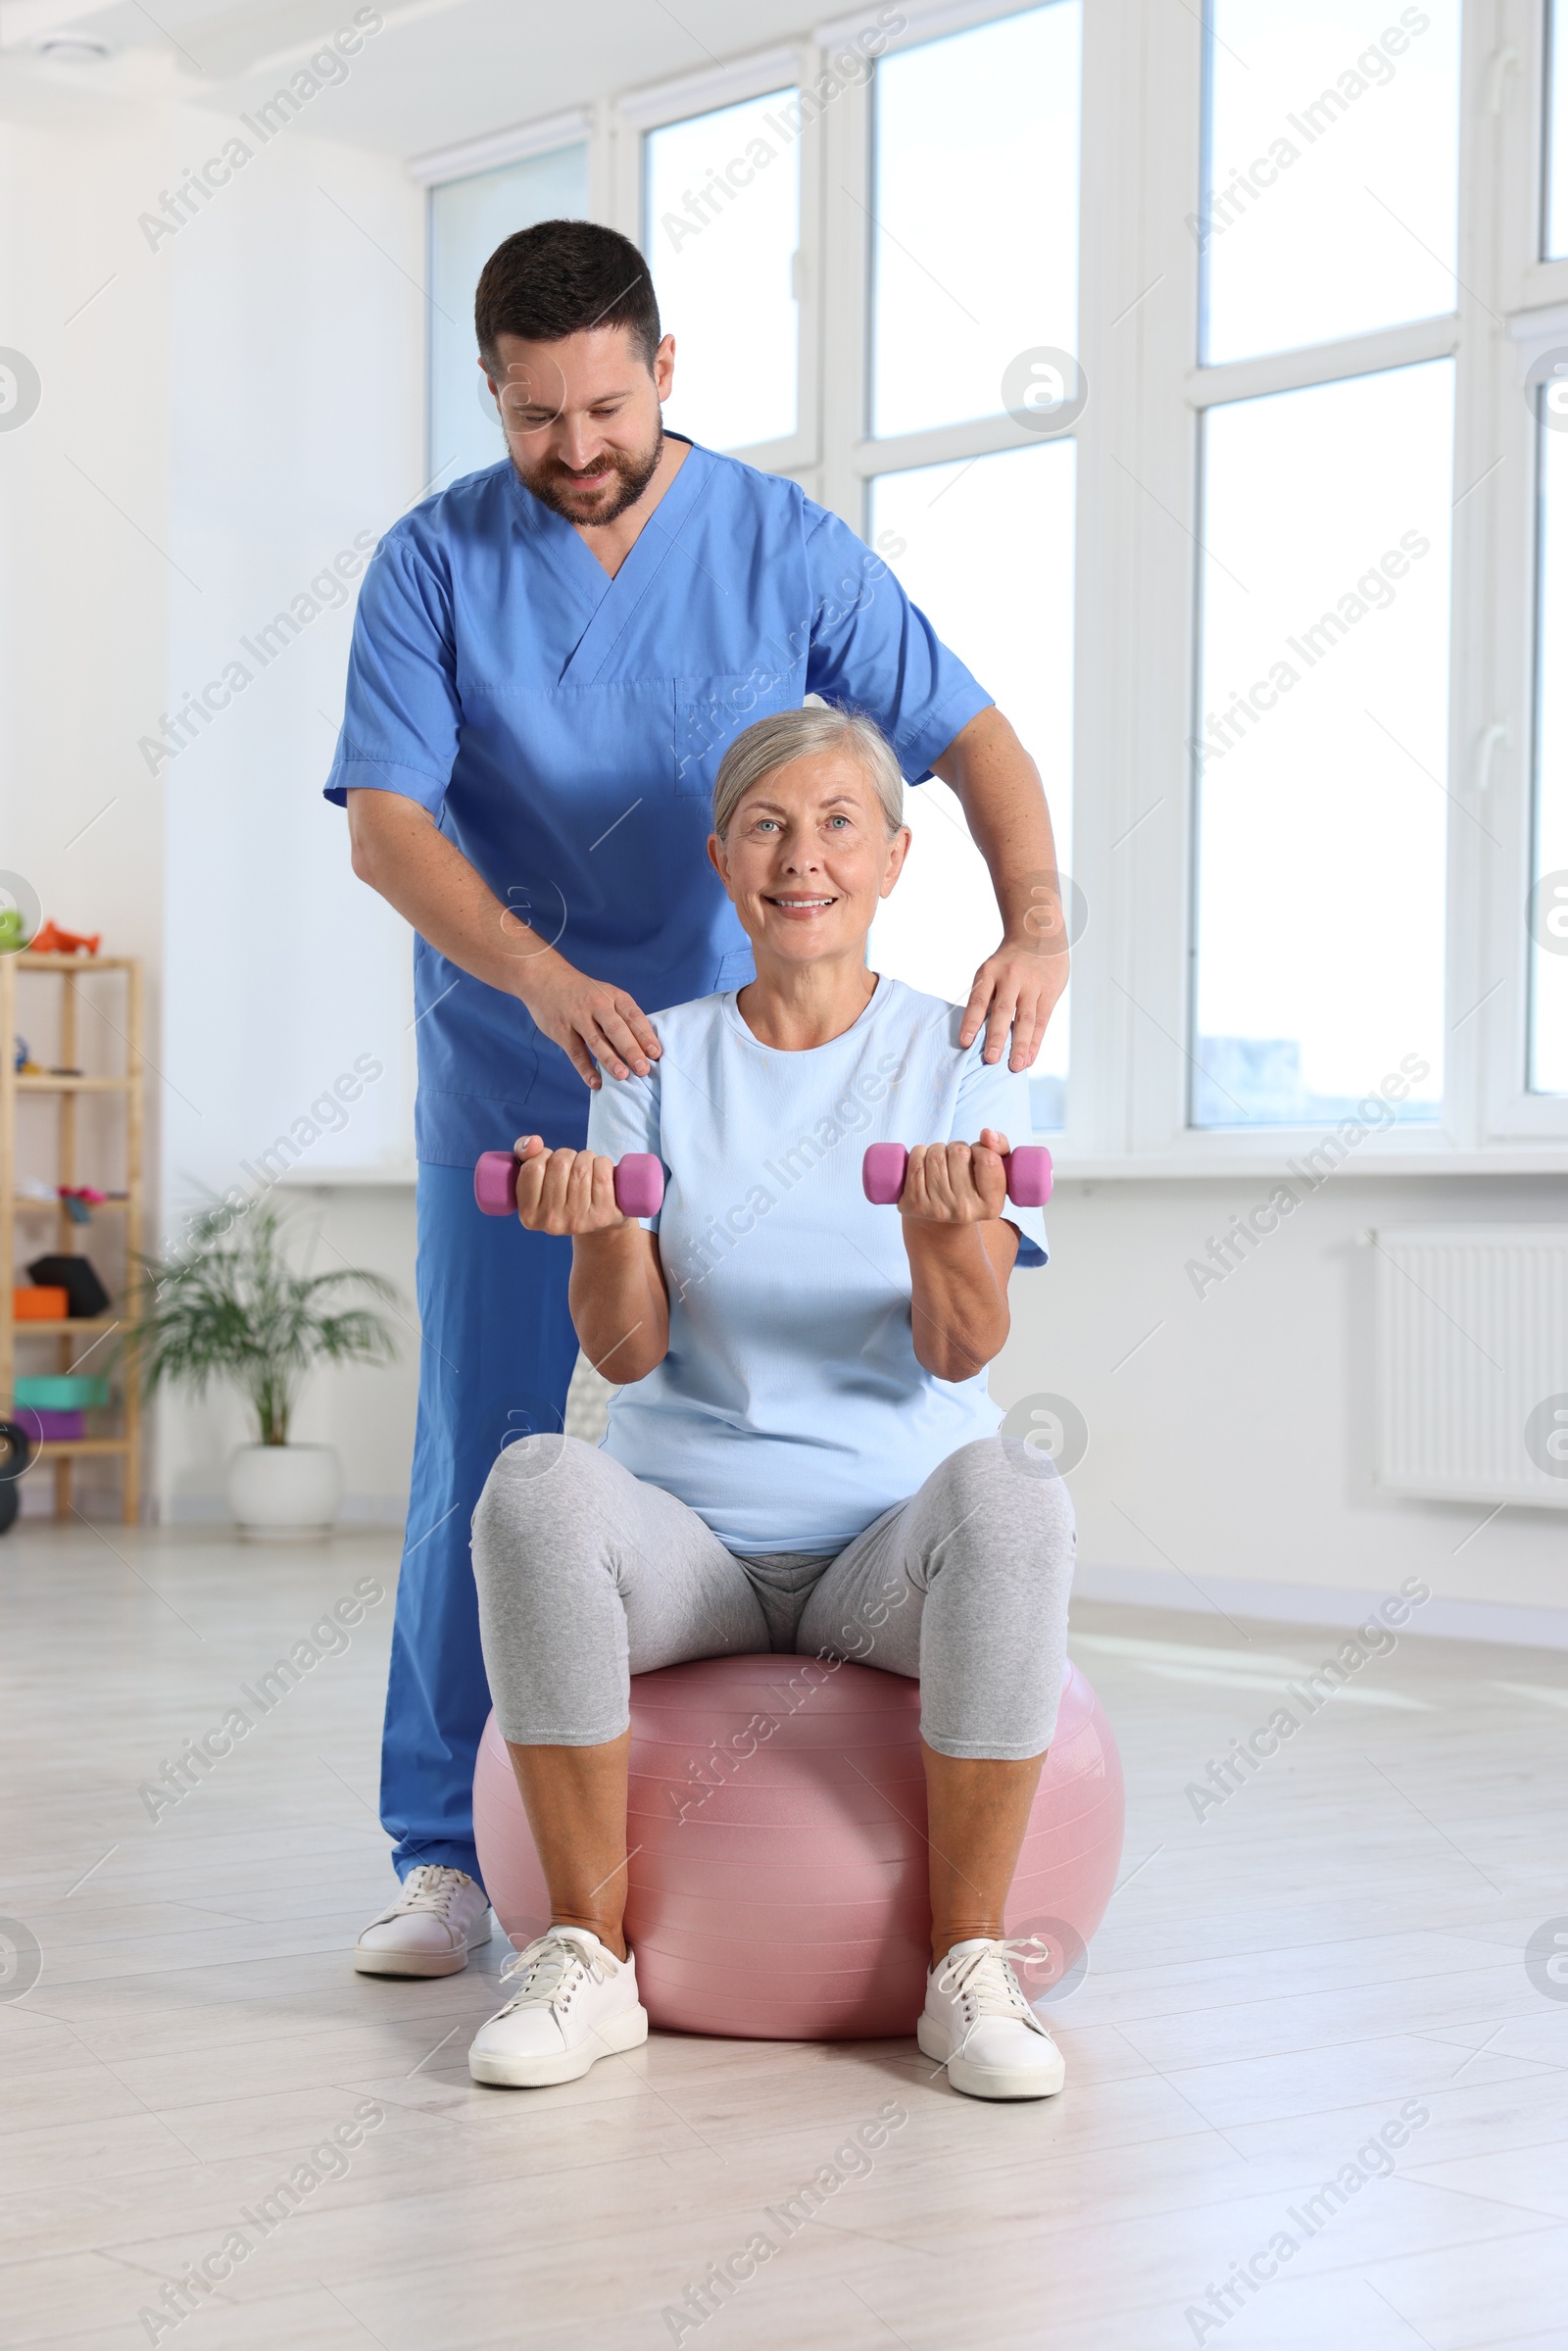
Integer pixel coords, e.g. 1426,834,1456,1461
643,91,801,454
419,0,1568,1164
1192,0,1464,1129
426,142,589,490
869,6,1080,438
869,446,1076,1128
1193,363,1452,1125
863,2,1082,1130
1536,2,1568,1098
1200,0,1461,365
1534,393,1568,1094
1549,0,1568,259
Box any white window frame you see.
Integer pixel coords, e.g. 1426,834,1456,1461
1487,0,1568,1141
1106,0,1529,1174
1060,0,1568,1171
416,0,1568,1175
408,107,595,189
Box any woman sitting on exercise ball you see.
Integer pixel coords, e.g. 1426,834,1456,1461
467,703,1074,2102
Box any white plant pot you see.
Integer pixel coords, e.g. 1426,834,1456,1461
226,1444,342,1540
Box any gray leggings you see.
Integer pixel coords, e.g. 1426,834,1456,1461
470,1436,1075,1761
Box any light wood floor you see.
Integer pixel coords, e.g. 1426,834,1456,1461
2,1521,1565,2351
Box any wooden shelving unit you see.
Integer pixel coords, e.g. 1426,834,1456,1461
0,953,144,1523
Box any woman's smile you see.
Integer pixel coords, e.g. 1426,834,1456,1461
762,892,840,917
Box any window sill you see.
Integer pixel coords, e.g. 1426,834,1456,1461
269,1153,1568,1189
1049,1148,1568,1182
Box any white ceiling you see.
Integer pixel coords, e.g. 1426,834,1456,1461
0,0,840,159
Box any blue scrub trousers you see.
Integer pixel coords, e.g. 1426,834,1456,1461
382,1151,582,1885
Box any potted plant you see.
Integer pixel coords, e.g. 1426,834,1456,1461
126,1200,401,1538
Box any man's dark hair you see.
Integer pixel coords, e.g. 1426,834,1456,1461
474,220,662,373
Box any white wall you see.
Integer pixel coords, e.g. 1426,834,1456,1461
992,1170,1568,1632
151,97,424,1519
0,65,424,1519
0,71,170,1006
158,97,422,1203
1,65,173,1516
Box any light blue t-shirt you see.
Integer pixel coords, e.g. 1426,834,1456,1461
586,975,1049,1553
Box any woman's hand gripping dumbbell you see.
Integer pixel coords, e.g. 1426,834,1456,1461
862,1132,1054,1219
474,1139,664,1232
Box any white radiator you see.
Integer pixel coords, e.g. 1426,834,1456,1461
1374,1225,1568,1508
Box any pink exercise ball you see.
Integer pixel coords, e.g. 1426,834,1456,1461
473,1652,1124,2041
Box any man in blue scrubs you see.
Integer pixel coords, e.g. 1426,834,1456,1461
331,220,1068,1977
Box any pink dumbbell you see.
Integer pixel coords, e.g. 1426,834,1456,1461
861,1140,1054,1208
474,1148,664,1219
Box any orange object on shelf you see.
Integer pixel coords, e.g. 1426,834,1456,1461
13,1286,70,1319
28,922,101,956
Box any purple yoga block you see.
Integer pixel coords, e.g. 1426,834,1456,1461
16,1407,84,1443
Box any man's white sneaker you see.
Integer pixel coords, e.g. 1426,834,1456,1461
468,1926,648,2087
353,1865,492,1978
916,1936,1066,2100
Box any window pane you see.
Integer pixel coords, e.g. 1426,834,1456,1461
645,92,799,452
1532,407,1568,1092
1192,362,1453,1126
1550,0,1568,258
867,444,1075,1131
870,4,1080,442
1201,0,1461,366
428,146,589,489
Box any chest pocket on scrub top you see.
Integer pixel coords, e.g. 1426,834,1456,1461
673,670,801,802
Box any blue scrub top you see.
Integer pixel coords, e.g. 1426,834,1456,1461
323,440,992,1167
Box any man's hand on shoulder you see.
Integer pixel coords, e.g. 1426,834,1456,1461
519,955,662,1090
959,934,1066,1072
933,708,1069,1072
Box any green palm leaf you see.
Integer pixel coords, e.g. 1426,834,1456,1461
122,1198,402,1446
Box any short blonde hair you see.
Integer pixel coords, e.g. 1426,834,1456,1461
711,706,905,842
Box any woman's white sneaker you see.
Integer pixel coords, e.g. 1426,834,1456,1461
354,1865,492,1977
469,1926,649,2087
917,1936,1066,2100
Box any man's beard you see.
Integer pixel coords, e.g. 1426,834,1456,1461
512,424,664,527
